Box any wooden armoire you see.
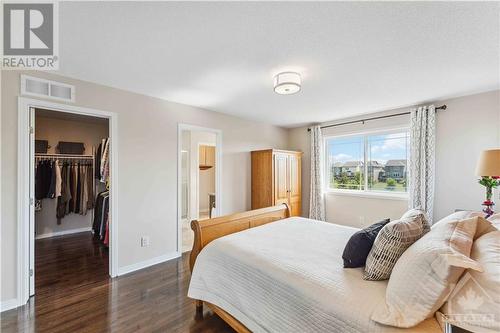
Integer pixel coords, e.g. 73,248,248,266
251,149,302,216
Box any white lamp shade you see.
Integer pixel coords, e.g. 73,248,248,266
475,149,500,176
274,72,301,95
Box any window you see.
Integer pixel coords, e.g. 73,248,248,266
325,130,409,194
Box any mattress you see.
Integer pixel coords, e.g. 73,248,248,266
188,217,442,333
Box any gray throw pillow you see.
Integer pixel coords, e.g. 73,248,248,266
363,209,430,281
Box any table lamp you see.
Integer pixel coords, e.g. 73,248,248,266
475,149,500,217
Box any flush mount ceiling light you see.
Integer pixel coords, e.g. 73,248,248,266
274,72,301,95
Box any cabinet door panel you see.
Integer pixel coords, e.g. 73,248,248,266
274,153,289,205
288,154,301,216
205,146,215,167
199,145,206,166
289,199,301,217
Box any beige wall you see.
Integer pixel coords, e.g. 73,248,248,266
1,71,289,302
434,90,500,219
288,90,500,227
287,126,311,218
34,114,109,237
325,195,408,228
35,114,109,156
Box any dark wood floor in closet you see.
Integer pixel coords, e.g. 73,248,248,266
1,232,234,333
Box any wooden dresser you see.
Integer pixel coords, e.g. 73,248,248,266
251,149,302,216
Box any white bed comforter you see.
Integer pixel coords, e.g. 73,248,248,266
188,217,441,333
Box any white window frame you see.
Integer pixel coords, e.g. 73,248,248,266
323,127,409,200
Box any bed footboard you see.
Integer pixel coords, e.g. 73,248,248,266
188,204,290,331
189,203,290,272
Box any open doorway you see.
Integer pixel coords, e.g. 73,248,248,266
32,108,111,297
18,97,118,306
178,125,221,253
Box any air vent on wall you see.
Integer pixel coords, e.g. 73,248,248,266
21,75,75,102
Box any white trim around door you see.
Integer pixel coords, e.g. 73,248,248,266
17,97,119,309
177,124,222,254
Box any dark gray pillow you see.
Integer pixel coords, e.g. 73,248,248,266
342,219,390,268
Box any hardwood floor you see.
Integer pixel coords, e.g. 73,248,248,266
1,232,234,333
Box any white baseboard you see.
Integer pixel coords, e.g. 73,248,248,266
117,252,180,276
1,298,19,312
35,227,92,240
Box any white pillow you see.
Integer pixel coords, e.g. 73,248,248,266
371,216,484,328
440,230,500,332
433,211,495,240
432,211,482,226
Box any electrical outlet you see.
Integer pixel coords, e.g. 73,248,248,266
359,216,365,226
141,236,150,247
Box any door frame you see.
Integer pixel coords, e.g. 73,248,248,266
177,124,222,254
180,149,190,220
17,97,119,306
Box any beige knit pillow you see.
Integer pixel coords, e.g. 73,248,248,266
363,209,430,281
371,216,484,328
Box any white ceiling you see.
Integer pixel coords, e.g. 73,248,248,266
58,2,499,128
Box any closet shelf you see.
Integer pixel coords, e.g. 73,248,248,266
35,153,94,159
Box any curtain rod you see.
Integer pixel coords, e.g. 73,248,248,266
307,104,447,132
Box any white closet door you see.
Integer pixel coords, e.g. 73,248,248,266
29,107,35,296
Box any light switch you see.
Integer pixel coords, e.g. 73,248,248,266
141,236,150,247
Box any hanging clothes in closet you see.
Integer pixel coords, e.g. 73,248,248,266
35,157,94,224
95,138,110,184
35,160,54,201
93,191,110,246
93,138,110,247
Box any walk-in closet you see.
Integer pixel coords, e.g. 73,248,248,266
33,108,111,296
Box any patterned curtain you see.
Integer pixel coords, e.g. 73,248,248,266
409,105,436,223
309,125,326,221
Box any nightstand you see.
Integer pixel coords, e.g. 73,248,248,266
445,323,473,333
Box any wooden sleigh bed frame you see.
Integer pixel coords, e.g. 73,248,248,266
189,204,291,333
188,204,444,333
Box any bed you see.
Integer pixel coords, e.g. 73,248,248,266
188,204,442,333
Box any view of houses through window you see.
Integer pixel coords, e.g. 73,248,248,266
326,130,409,193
